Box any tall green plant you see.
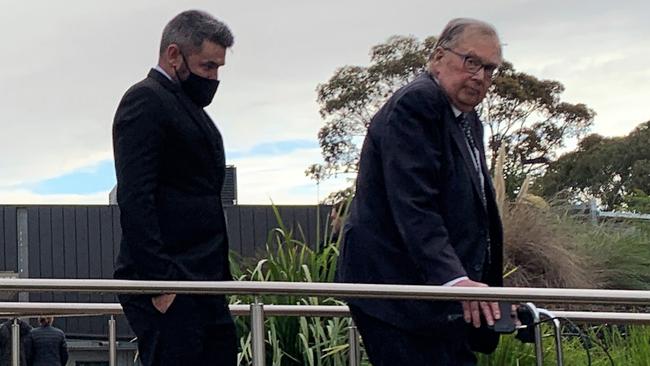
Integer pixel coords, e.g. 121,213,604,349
478,325,650,365
231,204,358,365
230,202,649,365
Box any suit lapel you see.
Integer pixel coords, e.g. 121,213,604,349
447,111,487,213
177,91,222,155
427,74,486,211
148,69,222,164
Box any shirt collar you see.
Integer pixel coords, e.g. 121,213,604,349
154,64,173,81
431,75,463,119
450,104,463,119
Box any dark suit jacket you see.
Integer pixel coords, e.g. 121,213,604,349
23,325,68,366
0,319,31,366
113,69,231,283
337,73,503,350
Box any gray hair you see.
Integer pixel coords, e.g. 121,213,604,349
432,18,501,58
160,10,234,55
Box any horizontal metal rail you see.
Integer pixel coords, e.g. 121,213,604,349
0,303,350,317
4,301,650,366
0,302,123,316
1,279,650,305
0,278,647,366
3,302,650,325
553,310,650,325
599,211,650,220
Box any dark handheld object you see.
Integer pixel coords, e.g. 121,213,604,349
515,305,536,343
489,302,516,334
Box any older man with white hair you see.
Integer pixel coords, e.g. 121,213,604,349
337,18,506,365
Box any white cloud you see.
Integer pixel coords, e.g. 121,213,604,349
0,0,648,203
0,189,109,205
231,148,351,205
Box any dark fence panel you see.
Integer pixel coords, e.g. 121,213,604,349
1,206,18,273
224,205,331,257
0,204,331,338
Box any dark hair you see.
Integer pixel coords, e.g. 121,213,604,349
160,10,234,55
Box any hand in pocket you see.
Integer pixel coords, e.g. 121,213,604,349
152,294,176,314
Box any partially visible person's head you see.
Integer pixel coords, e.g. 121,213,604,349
159,10,234,83
428,18,502,112
38,316,53,326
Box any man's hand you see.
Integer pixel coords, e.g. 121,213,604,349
452,279,500,328
152,294,176,314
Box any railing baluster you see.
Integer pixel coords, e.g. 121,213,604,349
348,318,361,366
524,303,544,366
251,297,266,366
538,308,564,366
12,319,19,366
109,315,117,366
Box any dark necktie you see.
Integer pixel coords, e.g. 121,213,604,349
457,114,485,204
458,114,478,159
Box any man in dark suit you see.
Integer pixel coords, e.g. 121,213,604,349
23,317,68,366
112,10,236,366
337,18,505,365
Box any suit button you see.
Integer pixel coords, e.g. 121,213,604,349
473,263,482,272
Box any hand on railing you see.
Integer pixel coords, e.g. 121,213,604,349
452,279,500,328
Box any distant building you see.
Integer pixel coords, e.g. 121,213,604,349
109,165,237,206
222,165,237,206
108,185,117,205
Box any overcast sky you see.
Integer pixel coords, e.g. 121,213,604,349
0,0,648,205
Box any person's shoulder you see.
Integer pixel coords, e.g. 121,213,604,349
387,73,447,111
380,73,446,118
122,75,162,99
117,75,168,112
122,68,176,98
397,73,444,98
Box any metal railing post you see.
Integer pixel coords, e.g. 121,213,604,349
12,318,20,366
524,303,544,366
16,207,30,303
109,315,117,366
538,308,564,366
348,318,361,366
251,297,266,366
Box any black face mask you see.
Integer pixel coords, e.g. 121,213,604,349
176,53,220,108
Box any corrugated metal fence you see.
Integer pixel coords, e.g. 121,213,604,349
0,204,330,338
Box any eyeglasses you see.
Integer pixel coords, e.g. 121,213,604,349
442,47,499,78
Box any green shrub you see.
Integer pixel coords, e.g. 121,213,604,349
479,325,650,365
231,205,358,366
230,204,650,365
575,220,650,290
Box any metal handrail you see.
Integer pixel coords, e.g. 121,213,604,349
4,302,650,323
0,303,351,317
4,301,650,366
1,278,650,305
553,310,650,324
2,279,650,366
